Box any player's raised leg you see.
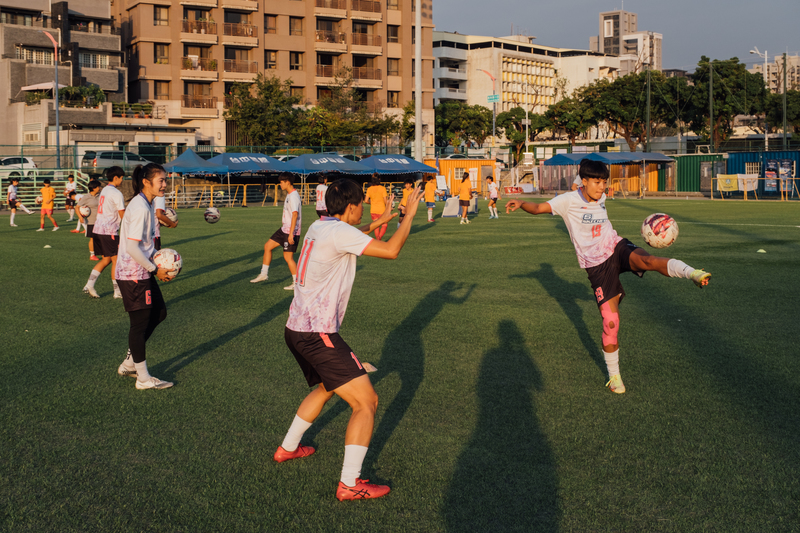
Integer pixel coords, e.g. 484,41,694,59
628,249,711,287
599,296,625,394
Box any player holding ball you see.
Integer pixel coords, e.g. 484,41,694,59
506,159,711,394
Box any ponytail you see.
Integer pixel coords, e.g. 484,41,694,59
132,163,165,195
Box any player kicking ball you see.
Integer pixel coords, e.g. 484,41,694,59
506,159,710,394
275,179,423,501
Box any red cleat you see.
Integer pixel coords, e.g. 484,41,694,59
70,229,80,233
90,255,100,261
336,478,391,501
273,445,315,463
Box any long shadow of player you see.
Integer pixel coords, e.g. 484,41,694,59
154,296,293,379
511,263,605,376
304,281,475,471
443,320,559,532
167,251,263,307
166,231,233,248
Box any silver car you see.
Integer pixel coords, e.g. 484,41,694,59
81,150,154,178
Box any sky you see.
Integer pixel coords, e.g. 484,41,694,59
432,0,800,71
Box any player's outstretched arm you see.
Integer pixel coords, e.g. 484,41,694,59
362,186,423,260
359,193,398,234
505,199,552,216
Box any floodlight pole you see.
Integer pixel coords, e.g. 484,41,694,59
43,30,60,169
413,0,422,161
783,52,788,150
750,47,769,151
478,69,496,155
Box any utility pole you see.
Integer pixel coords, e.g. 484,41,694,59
709,60,714,154
645,67,651,152
413,0,422,161
783,52,788,150
43,31,60,169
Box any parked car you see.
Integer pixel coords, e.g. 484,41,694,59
441,153,470,159
339,154,362,162
0,157,38,179
274,155,298,162
81,151,155,178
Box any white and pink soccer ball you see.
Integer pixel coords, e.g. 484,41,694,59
153,248,182,278
79,205,91,217
641,213,679,249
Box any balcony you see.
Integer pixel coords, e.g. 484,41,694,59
180,20,218,44
351,33,382,55
220,0,259,10
179,0,217,6
222,22,258,46
434,87,467,101
180,57,219,80
223,59,258,81
315,30,347,53
316,64,337,80
181,95,219,118
351,0,382,21
315,0,347,18
352,66,381,80
433,66,467,81
70,23,121,35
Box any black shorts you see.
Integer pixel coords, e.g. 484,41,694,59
284,328,367,390
8,199,18,209
93,234,119,256
459,199,470,207
489,197,498,205
86,225,94,238
154,236,161,251
585,238,644,307
270,229,299,253
316,209,328,217
117,276,166,313
65,198,75,207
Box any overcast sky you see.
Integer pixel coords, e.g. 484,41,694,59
432,0,800,71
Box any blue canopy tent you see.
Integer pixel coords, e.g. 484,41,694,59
358,154,438,175
207,153,289,173
543,152,674,166
283,154,371,201
163,149,228,207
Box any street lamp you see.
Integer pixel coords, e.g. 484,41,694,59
478,69,496,154
42,30,60,169
750,47,769,151
520,82,540,154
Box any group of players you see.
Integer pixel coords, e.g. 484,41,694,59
5,159,711,501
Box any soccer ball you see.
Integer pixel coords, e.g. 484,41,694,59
35,196,43,204
204,207,220,224
160,207,178,226
152,248,182,278
79,205,91,217
641,213,679,248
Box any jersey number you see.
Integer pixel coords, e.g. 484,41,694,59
98,196,105,214
591,224,602,238
296,238,315,287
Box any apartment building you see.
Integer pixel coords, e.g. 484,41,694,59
433,31,619,114
589,8,661,76
749,54,800,94
114,0,435,147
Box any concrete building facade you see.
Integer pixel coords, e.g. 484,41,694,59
590,8,661,77
749,54,800,94
113,0,436,147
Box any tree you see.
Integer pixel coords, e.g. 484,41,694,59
224,73,303,146
543,96,596,145
434,101,469,149
686,57,768,148
496,106,550,164
765,90,800,134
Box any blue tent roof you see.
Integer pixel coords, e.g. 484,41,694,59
544,152,674,166
359,154,438,174
208,153,289,173
164,149,228,174
282,153,370,175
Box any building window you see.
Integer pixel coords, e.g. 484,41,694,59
290,52,303,71
604,19,613,38
387,0,399,9
387,25,399,43
16,47,54,65
155,81,170,100
387,58,400,76
289,17,303,36
154,6,169,26
265,50,277,69
154,44,169,64
80,52,110,69
387,91,399,108
265,15,276,34
290,87,304,99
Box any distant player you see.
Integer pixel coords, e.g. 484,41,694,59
397,177,414,228
250,173,301,290
84,166,126,299
506,159,711,394
7,177,33,227
364,173,388,240
486,176,500,219
315,174,329,218
115,164,175,390
275,178,424,501
77,180,101,261
153,194,177,251
424,175,439,222
36,179,59,232
458,172,472,224
63,174,77,221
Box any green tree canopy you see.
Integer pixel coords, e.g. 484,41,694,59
223,73,303,146
765,90,800,134
496,106,550,163
544,96,596,145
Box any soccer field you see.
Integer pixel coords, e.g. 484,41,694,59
2,198,799,532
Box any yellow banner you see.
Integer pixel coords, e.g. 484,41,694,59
717,174,738,192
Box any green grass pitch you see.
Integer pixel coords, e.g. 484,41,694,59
1,198,799,532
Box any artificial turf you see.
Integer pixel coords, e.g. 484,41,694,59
1,197,799,532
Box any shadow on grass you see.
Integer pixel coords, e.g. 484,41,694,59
154,295,293,379
167,251,264,307
304,281,475,474
443,320,559,532
512,263,606,376
163,231,233,249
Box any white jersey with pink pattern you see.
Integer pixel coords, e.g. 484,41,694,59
315,184,328,211
547,189,622,269
115,193,156,281
286,218,374,333
153,195,165,238
281,189,302,236
93,184,125,235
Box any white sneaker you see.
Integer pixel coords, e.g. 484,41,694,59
460,219,467,225
36,228,44,232
283,282,295,291
118,362,137,377
113,290,123,299
135,376,173,390
250,273,269,283
10,224,17,227
83,285,100,298
52,226,59,232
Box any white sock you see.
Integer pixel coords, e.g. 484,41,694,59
427,208,433,220
10,213,15,225
291,275,297,284
281,415,314,452
494,207,499,217
260,264,270,276
22,205,32,214
112,279,119,291
667,259,694,279
604,349,620,377
68,209,74,220
87,269,100,288
76,220,82,230
134,360,151,382
340,444,369,486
